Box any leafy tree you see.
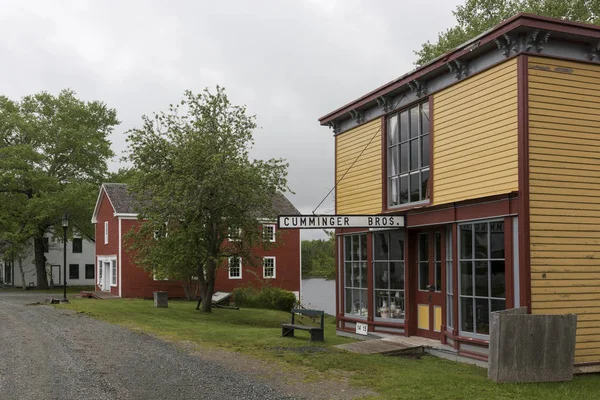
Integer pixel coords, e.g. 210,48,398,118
302,231,335,280
0,90,119,288
415,0,600,65
125,87,289,312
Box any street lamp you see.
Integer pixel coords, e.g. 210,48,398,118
61,212,69,303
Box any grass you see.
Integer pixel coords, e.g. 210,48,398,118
3,285,95,294
58,298,600,400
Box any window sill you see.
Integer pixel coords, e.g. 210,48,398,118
384,200,431,213
228,276,242,280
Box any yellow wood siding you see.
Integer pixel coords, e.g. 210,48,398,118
528,56,600,363
432,59,519,205
335,119,382,214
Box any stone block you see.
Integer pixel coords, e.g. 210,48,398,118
153,291,168,308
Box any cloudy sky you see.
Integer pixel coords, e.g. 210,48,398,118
1,0,463,239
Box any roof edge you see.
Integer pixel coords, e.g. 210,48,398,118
318,13,600,125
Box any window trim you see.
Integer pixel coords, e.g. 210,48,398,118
85,264,95,280
69,264,80,280
457,218,506,340
263,224,276,243
104,221,109,244
343,233,368,319
372,229,406,322
72,238,83,254
228,256,242,279
263,256,276,279
383,99,433,212
110,259,117,287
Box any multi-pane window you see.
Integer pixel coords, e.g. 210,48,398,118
263,256,276,278
104,222,109,244
446,226,454,330
228,256,242,279
69,264,79,279
344,234,368,316
387,101,430,206
85,264,95,279
459,221,506,336
228,227,242,242
374,230,405,320
111,260,117,285
72,238,83,253
263,224,276,242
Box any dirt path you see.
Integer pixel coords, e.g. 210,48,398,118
0,291,292,400
0,291,374,400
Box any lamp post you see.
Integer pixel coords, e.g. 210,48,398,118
61,212,69,303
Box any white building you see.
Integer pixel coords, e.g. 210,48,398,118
0,233,95,288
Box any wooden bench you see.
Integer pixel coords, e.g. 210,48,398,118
281,308,325,341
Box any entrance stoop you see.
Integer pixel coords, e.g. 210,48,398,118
336,331,488,368
75,291,120,299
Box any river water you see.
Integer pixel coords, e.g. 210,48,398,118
300,278,335,315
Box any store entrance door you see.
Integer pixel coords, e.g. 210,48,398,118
414,230,445,340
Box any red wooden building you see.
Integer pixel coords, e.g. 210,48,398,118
91,183,301,299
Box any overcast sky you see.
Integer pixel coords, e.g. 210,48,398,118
1,0,463,239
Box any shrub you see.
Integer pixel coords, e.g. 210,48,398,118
233,285,297,311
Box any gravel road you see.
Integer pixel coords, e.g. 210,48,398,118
0,291,294,400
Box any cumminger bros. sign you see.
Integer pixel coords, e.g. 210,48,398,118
278,215,405,229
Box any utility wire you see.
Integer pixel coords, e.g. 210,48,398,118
312,94,406,215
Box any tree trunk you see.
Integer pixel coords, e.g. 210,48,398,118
18,259,26,291
181,278,193,301
201,279,214,312
33,236,49,289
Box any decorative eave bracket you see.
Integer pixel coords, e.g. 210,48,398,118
376,96,391,113
495,34,518,58
407,80,427,97
525,30,551,53
587,40,600,61
447,59,468,80
349,109,364,125
327,121,340,134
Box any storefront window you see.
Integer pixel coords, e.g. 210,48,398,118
459,221,506,336
373,230,405,320
345,234,368,317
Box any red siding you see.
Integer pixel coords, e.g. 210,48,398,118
215,228,301,293
108,217,301,299
94,190,120,295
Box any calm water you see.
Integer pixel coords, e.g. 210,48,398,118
301,278,335,315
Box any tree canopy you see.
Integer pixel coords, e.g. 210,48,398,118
302,231,335,280
415,0,600,65
0,89,119,288
125,87,289,311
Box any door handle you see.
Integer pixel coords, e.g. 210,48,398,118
427,285,435,292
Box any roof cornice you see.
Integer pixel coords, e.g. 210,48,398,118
318,13,600,127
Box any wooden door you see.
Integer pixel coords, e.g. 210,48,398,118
414,230,444,339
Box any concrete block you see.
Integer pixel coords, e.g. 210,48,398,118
488,307,576,383
153,291,168,308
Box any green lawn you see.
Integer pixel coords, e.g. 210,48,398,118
4,285,95,294
59,298,600,400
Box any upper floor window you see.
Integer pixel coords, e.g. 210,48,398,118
104,221,109,244
263,224,276,242
72,238,83,253
387,101,430,207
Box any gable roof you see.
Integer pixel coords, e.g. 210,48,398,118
91,182,300,223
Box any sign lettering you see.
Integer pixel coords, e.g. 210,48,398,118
277,215,405,229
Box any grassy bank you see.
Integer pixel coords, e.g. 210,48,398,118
59,298,600,399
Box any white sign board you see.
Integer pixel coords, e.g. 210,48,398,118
355,322,368,336
278,215,405,229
